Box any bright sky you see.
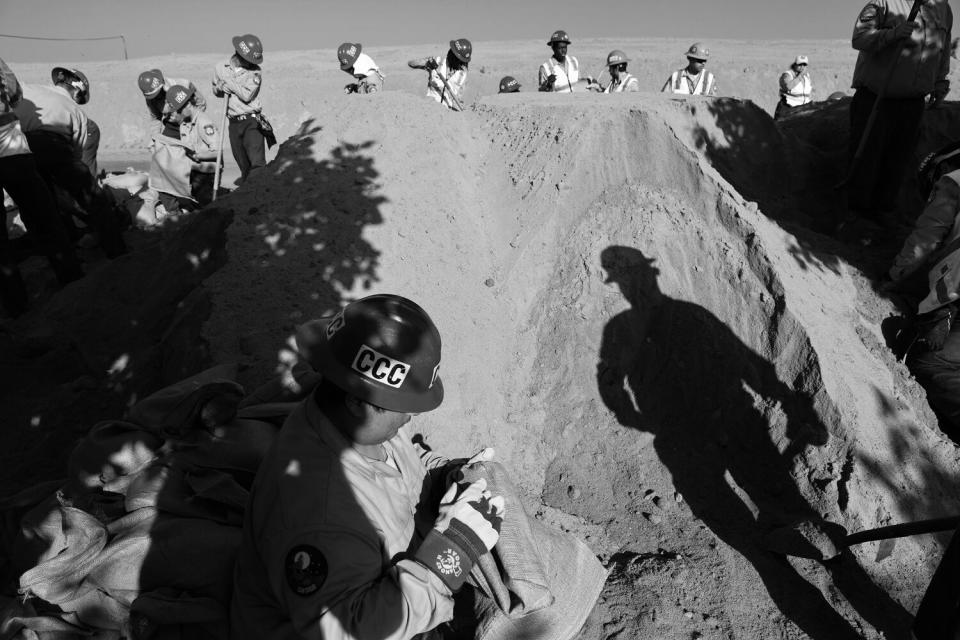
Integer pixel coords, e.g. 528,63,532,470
1,0,954,63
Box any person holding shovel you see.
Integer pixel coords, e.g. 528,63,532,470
213,33,272,183
845,0,953,229
338,43,385,94
408,39,472,111
538,30,596,93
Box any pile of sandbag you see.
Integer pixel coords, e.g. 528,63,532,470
0,364,319,640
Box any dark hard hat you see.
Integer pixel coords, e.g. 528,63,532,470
685,42,709,61
606,50,630,67
449,38,472,63
338,42,362,70
52,66,90,104
232,34,264,64
165,84,195,112
499,76,521,93
296,294,444,413
138,69,165,98
548,30,571,45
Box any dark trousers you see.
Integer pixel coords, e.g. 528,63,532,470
228,115,265,182
0,153,83,316
847,87,925,215
773,99,794,121
908,322,960,442
158,192,198,216
26,131,127,258
191,170,214,206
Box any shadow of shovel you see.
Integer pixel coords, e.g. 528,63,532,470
764,516,960,561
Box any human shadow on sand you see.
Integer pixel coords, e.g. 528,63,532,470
596,245,912,639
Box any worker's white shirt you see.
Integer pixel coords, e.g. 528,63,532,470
231,397,455,639
539,56,580,93
780,70,813,107
14,84,88,151
426,57,467,110
663,68,716,96
352,53,383,80
0,120,30,158
604,73,639,93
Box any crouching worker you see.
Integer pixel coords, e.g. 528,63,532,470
231,293,607,639
148,85,217,216
230,294,505,639
338,42,385,94
885,143,960,441
168,84,220,205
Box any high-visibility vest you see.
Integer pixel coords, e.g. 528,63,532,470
669,69,715,96
540,56,580,93
604,73,637,93
781,72,812,107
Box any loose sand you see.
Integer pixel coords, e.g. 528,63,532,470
5,38,960,639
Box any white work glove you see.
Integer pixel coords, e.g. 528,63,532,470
414,477,505,592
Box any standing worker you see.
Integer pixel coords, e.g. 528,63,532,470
539,30,595,93
51,67,100,176
662,43,717,96
213,34,271,184
407,39,472,111
775,55,813,119
846,0,953,226
15,73,126,258
338,43,385,94
0,57,82,316
603,50,640,93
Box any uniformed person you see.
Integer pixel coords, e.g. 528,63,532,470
603,50,639,93
498,76,521,94
407,39,472,111
775,55,813,119
138,68,207,130
847,0,953,223
661,43,717,96
51,67,100,176
168,84,220,206
0,57,82,316
213,34,270,183
14,72,126,258
338,43,385,94
231,294,505,639
538,30,595,93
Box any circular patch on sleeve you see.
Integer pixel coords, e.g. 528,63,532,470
284,545,328,596
203,124,215,136
253,73,261,85
858,4,879,23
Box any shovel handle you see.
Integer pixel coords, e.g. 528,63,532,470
845,515,960,547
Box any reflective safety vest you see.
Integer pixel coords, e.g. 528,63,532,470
604,73,638,93
667,69,715,96
781,72,812,107
539,56,580,93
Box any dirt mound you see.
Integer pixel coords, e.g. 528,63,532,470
5,89,960,639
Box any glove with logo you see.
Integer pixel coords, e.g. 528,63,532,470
414,477,504,592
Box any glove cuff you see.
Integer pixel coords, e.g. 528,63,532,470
413,527,478,592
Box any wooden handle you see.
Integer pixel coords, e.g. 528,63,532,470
845,516,960,546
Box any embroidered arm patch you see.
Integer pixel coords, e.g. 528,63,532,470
285,545,328,596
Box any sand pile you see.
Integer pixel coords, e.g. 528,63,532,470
5,88,960,639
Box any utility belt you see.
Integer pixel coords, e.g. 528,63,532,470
228,112,260,122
